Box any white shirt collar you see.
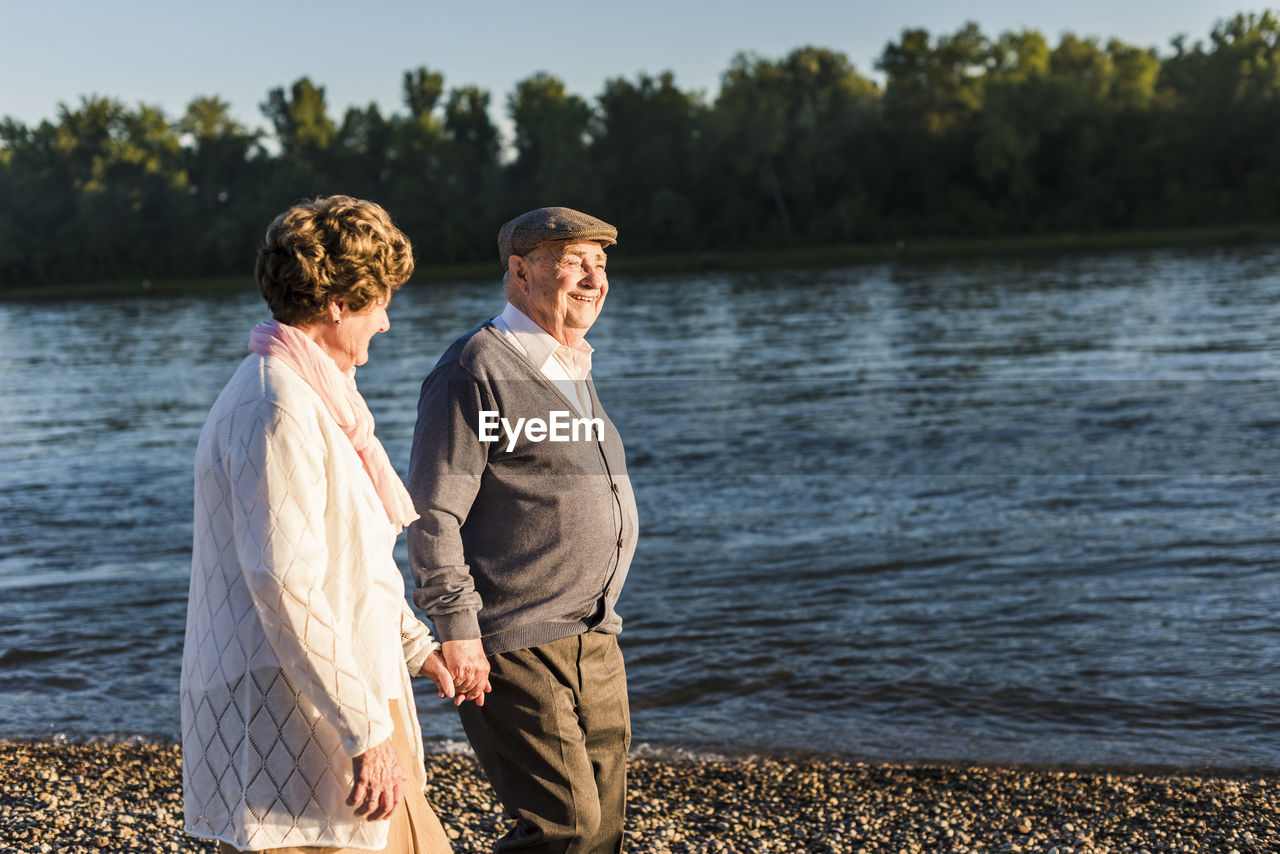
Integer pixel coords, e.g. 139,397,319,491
494,303,593,380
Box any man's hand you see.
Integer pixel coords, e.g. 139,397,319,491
348,738,404,821
419,649,456,700
443,638,492,706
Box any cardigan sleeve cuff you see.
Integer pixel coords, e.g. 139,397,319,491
431,610,482,643
401,606,441,675
342,709,396,759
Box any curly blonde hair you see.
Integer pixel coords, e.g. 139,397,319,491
255,195,415,326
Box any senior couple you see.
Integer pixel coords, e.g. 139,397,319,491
180,196,638,854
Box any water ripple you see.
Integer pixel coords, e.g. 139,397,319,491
3,252,1280,768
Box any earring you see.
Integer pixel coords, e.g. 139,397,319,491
335,318,342,325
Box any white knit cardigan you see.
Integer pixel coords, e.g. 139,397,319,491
181,354,439,851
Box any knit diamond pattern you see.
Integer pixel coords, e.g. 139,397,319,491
181,356,428,851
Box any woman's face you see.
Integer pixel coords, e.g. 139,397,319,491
316,294,391,373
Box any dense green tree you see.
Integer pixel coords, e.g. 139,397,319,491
1206,11,1280,103
177,96,264,272
988,30,1051,82
7,13,1280,291
392,68,448,195
0,118,70,283
880,23,990,135
395,67,447,188
260,77,337,193
432,85,503,262
591,72,705,249
1050,35,1115,101
1107,39,1160,110
36,97,188,278
387,68,485,262
261,78,336,155
443,85,500,188
335,102,394,195
876,23,995,232
507,72,594,210
1157,13,1280,221
972,30,1052,224
403,68,446,121
708,47,879,243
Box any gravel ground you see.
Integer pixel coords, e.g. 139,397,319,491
1,740,1277,853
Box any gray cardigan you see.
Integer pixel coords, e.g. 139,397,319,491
407,324,639,655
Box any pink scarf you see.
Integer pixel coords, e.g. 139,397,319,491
248,319,419,533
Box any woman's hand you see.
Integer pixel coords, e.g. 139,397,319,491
348,738,404,821
420,649,456,701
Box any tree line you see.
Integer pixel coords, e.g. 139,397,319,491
3,12,1280,289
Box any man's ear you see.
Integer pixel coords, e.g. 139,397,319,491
508,255,531,289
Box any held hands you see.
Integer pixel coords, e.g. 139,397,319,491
441,639,492,707
348,738,404,821
418,646,491,706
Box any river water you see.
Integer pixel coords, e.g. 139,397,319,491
2,246,1279,771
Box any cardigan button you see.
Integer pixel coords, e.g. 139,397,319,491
611,483,620,493
617,538,625,549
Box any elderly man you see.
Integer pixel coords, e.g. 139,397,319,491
407,207,639,853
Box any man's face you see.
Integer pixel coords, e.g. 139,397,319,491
515,240,609,345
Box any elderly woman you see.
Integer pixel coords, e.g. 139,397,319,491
181,196,454,853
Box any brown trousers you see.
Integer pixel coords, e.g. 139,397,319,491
458,632,631,854
220,699,451,854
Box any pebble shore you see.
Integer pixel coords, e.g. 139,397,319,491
1,740,1276,853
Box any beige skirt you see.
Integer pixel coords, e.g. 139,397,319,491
220,699,452,854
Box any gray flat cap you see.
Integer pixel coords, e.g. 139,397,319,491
498,206,617,265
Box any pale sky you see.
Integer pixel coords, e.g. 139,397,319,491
0,1,1257,136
